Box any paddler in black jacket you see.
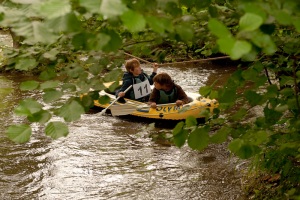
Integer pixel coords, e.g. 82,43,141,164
116,58,158,102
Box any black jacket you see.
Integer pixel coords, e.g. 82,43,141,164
116,70,156,101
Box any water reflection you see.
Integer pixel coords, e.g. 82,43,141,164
0,63,244,199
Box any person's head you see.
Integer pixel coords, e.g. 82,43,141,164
153,72,174,91
125,58,142,76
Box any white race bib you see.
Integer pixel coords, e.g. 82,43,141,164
133,79,151,99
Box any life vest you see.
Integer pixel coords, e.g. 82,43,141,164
157,87,177,104
129,74,151,101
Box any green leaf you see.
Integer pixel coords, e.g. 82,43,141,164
11,0,40,3
43,89,63,103
249,130,268,145
293,20,300,32
265,84,279,98
264,107,282,126
209,90,218,99
244,90,263,106
57,100,85,122
199,86,212,97
188,126,210,151
45,122,69,139
28,110,51,123
210,126,230,144
65,64,85,78
100,0,128,18
89,64,104,76
173,121,185,136
241,68,258,80
81,95,94,108
20,81,39,91
87,33,111,51
208,5,218,18
228,138,243,153
40,80,60,90
165,2,182,17
231,108,247,121
46,13,82,33
15,58,38,71
296,70,300,78
253,62,264,72
98,95,111,105
175,23,194,42
274,10,292,25
173,129,189,148
231,40,252,60
43,48,60,61
217,37,235,55
26,21,58,44
146,16,166,34
103,69,122,82
121,10,146,32
219,89,236,103
208,18,232,39
279,76,294,87
251,32,276,55
185,116,197,128
274,104,289,112
79,0,101,13
34,0,71,19
14,98,43,116
243,3,267,21
108,81,121,92
238,144,261,159
102,29,122,52
229,138,261,159
61,83,77,92
194,0,211,9
279,88,294,97
239,13,263,31
6,124,32,143
88,91,100,100
9,19,32,38
39,68,57,81
287,98,298,110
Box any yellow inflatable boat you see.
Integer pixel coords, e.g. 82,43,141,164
93,90,219,120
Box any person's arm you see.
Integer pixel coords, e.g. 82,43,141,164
175,85,189,105
148,63,158,84
116,79,132,97
148,88,159,108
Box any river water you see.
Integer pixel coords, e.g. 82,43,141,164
0,32,246,199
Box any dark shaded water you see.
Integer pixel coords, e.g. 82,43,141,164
1,31,245,199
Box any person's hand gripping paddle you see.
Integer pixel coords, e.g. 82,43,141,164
99,85,133,115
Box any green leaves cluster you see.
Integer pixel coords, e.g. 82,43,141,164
1,0,300,197
172,113,229,151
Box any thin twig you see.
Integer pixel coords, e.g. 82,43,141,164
123,51,230,66
123,52,152,64
264,67,273,85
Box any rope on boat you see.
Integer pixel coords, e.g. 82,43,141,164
123,52,230,66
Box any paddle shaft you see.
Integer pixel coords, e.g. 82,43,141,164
100,85,133,115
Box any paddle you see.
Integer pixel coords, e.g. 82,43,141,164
110,102,182,116
110,104,143,116
99,85,133,115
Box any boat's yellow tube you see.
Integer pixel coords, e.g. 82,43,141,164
93,90,218,120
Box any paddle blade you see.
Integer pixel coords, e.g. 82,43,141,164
110,104,137,116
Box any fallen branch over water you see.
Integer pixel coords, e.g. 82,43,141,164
123,52,230,66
